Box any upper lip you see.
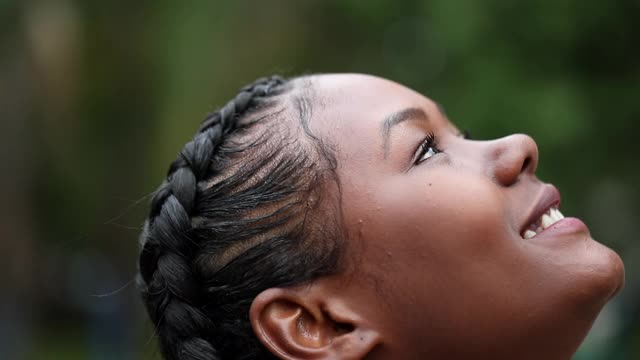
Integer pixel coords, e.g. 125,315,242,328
520,184,562,236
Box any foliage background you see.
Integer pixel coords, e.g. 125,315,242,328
1,0,638,358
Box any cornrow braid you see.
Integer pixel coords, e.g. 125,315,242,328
137,75,343,359
139,76,285,359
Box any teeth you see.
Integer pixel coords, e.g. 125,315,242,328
522,208,566,239
540,213,554,229
550,208,564,222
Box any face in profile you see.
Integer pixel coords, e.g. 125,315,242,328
250,74,624,359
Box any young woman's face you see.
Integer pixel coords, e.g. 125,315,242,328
306,74,624,359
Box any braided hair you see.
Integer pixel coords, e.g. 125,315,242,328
137,76,343,359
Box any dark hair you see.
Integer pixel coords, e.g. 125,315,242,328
137,76,344,359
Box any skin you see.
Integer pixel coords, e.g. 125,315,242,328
250,74,625,360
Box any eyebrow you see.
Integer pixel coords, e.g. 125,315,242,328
436,102,448,118
381,107,429,158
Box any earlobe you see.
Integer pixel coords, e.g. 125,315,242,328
250,287,381,359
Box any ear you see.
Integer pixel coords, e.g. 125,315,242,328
250,285,381,359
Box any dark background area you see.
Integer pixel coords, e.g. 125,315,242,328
1,0,638,358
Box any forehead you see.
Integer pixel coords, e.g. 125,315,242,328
308,73,434,124
299,74,444,163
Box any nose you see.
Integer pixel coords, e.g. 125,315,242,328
487,134,539,186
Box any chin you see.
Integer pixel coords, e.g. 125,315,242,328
570,237,625,312
530,243,624,360
593,240,625,299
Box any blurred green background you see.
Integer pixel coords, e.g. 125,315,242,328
1,0,638,359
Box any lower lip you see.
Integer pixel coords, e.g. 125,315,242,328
529,217,589,240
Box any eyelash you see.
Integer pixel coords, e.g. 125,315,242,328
415,132,441,164
414,129,472,165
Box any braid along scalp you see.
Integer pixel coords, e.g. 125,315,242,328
138,76,343,359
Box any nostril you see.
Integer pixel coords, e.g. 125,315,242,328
521,156,531,174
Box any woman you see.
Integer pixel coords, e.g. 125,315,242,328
137,74,624,359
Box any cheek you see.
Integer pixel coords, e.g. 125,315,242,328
346,170,528,350
368,168,510,262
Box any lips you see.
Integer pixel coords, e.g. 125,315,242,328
520,185,562,239
522,207,565,239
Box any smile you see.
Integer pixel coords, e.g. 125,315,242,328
520,185,564,239
522,207,565,239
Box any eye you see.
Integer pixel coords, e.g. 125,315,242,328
414,132,441,164
419,146,439,162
